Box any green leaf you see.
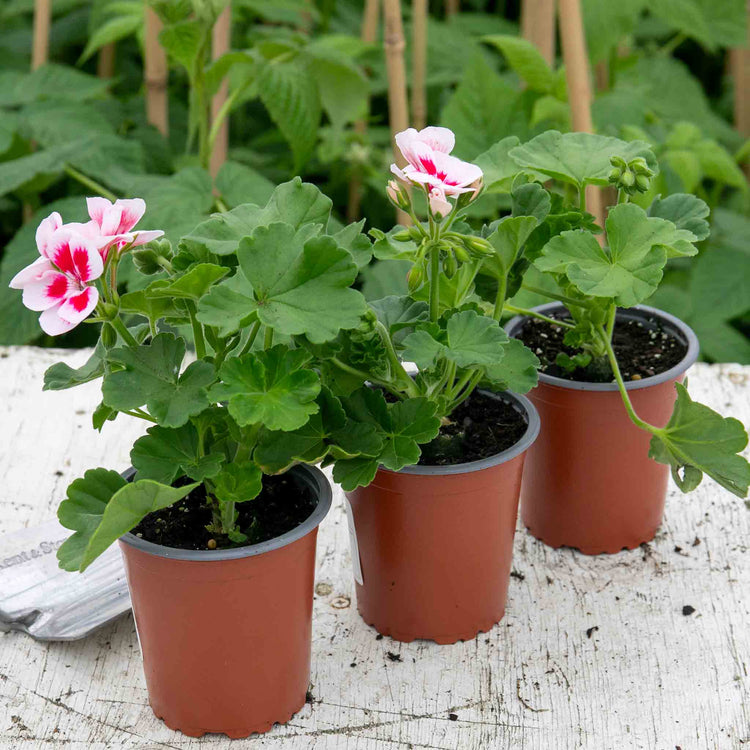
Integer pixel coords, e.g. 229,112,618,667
210,346,320,430
205,223,365,342
102,333,214,427
43,344,106,391
440,53,531,159
649,0,746,50
482,35,555,93
119,283,189,326
648,194,710,242
511,181,552,224
0,64,109,107
257,60,322,170
582,0,647,63
212,462,263,505
131,424,224,484
255,387,383,473
482,338,540,394
402,310,508,369
306,54,367,129
331,220,372,269
148,263,228,301
332,457,380,491
57,468,198,571
159,19,203,75
79,11,142,63
369,295,429,341
475,136,522,194
509,131,658,189
194,272,257,336
649,383,750,497
215,161,275,209
182,177,331,256
536,203,686,306
482,215,539,279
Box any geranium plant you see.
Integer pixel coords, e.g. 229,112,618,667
494,130,750,497
10,127,546,571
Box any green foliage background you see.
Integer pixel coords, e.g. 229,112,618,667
0,0,747,361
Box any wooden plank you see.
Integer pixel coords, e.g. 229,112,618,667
0,346,748,748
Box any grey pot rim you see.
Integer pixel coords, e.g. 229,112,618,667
505,303,700,393
380,390,541,476
119,463,332,562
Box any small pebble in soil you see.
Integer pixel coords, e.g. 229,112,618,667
448,713,458,721
207,538,217,550
376,634,384,641
682,605,696,616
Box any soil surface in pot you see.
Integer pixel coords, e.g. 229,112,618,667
515,313,687,383
132,473,316,551
417,390,528,466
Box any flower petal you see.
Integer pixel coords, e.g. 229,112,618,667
57,286,99,326
86,197,114,228
22,271,75,311
39,305,76,336
429,188,452,217
129,229,165,247
113,198,146,234
35,212,63,256
9,257,55,289
394,128,421,169
431,151,483,189
417,126,455,154
47,230,104,283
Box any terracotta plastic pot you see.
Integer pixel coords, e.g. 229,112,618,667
506,303,699,555
345,391,540,644
118,464,332,738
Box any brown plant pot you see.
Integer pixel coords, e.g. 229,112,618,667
344,391,540,644
506,304,699,555
118,465,332,739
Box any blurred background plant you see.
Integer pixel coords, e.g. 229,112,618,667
0,0,747,361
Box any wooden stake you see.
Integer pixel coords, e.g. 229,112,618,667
557,0,603,226
383,0,411,225
144,8,169,137
347,0,381,222
521,0,556,65
31,0,51,70
446,0,459,18
412,0,428,130
731,1,750,176
97,44,116,79
210,4,232,178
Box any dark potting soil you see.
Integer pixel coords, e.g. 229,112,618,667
131,473,316,551
417,390,528,466
515,313,688,383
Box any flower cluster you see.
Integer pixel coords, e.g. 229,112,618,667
9,198,163,336
389,126,483,217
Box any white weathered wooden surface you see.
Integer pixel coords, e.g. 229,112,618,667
0,346,748,750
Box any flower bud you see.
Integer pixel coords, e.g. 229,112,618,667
608,167,622,184
464,237,494,256
610,155,627,169
635,174,651,193
407,265,423,292
408,225,424,242
620,170,635,188
453,244,471,263
100,322,117,349
443,251,457,279
392,230,412,242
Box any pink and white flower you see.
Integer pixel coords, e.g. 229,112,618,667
390,126,483,216
85,197,164,259
10,228,103,336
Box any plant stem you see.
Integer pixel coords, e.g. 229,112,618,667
123,409,157,423
263,325,273,350
376,321,419,395
214,196,229,213
599,328,651,431
239,321,261,356
429,242,440,322
604,303,616,343
579,184,586,212
329,356,404,397
617,188,629,204
504,303,576,329
660,31,687,56
492,273,507,321
187,303,206,359
447,370,483,412
521,284,593,308
110,316,139,347
64,165,117,201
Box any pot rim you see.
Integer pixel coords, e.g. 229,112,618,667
505,303,700,393
119,463,332,562
381,390,540,476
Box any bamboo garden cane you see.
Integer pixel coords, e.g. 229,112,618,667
32,0,50,70
412,0,428,130
210,4,232,177
347,0,380,222
520,0,556,65
144,7,169,137
383,0,411,226
731,0,749,177
97,44,116,79
557,0,604,228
